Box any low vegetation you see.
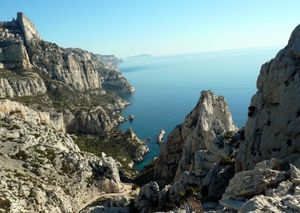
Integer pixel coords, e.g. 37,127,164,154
74,134,136,176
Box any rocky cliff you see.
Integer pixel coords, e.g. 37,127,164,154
236,25,300,171
0,12,133,93
154,90,238,186
0,13,134,134
134,91,240,212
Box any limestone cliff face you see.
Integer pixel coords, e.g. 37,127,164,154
0,13,133,93
154,90,237,185
0,109,124,213
236,24,300,171
0,13,134,135
68,101,127,135
0,70,46,98
0,99,65,131
16,12,41,44
0,29,32,69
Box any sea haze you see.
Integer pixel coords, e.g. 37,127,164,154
119,47,280,170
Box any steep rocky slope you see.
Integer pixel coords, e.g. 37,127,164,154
4,12,300,213
236,25,300,171
0,109,125,212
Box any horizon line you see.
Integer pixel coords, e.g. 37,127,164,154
121,45,283,59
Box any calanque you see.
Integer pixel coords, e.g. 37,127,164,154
0,12,300,213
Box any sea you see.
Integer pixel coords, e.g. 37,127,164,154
118,47,280,170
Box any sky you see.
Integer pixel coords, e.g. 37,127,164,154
1,0,300,57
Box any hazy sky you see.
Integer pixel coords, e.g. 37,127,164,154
1,0,300,57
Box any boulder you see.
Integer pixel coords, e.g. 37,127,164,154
238,165,300,212
202,164,235,201
222,168,287,201
134,181,160,213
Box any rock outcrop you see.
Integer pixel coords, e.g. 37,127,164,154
134,181,162,213
154,90,237,186
16,12,41,44
0,29,32,69
236,24,300,171
0,70,47,98
135,91,239,212
0,111,124,212
67,99,128,135
221,159,300,212
122,128,150,162
0,99,65,131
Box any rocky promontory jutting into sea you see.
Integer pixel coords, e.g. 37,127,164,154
1,12,300,213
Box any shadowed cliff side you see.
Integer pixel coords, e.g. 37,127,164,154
236,24,300,171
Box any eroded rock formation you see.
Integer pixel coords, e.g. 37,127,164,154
236,24,300,171
0,111,124,212
154,90,238,186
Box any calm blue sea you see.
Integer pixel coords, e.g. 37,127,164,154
119,48,279,170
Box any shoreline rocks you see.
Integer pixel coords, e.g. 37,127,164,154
128,114,135,121
156,129,166,144
123,128,149,162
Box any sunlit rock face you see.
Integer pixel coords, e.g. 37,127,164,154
236,24,300,171
154,90,237,186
